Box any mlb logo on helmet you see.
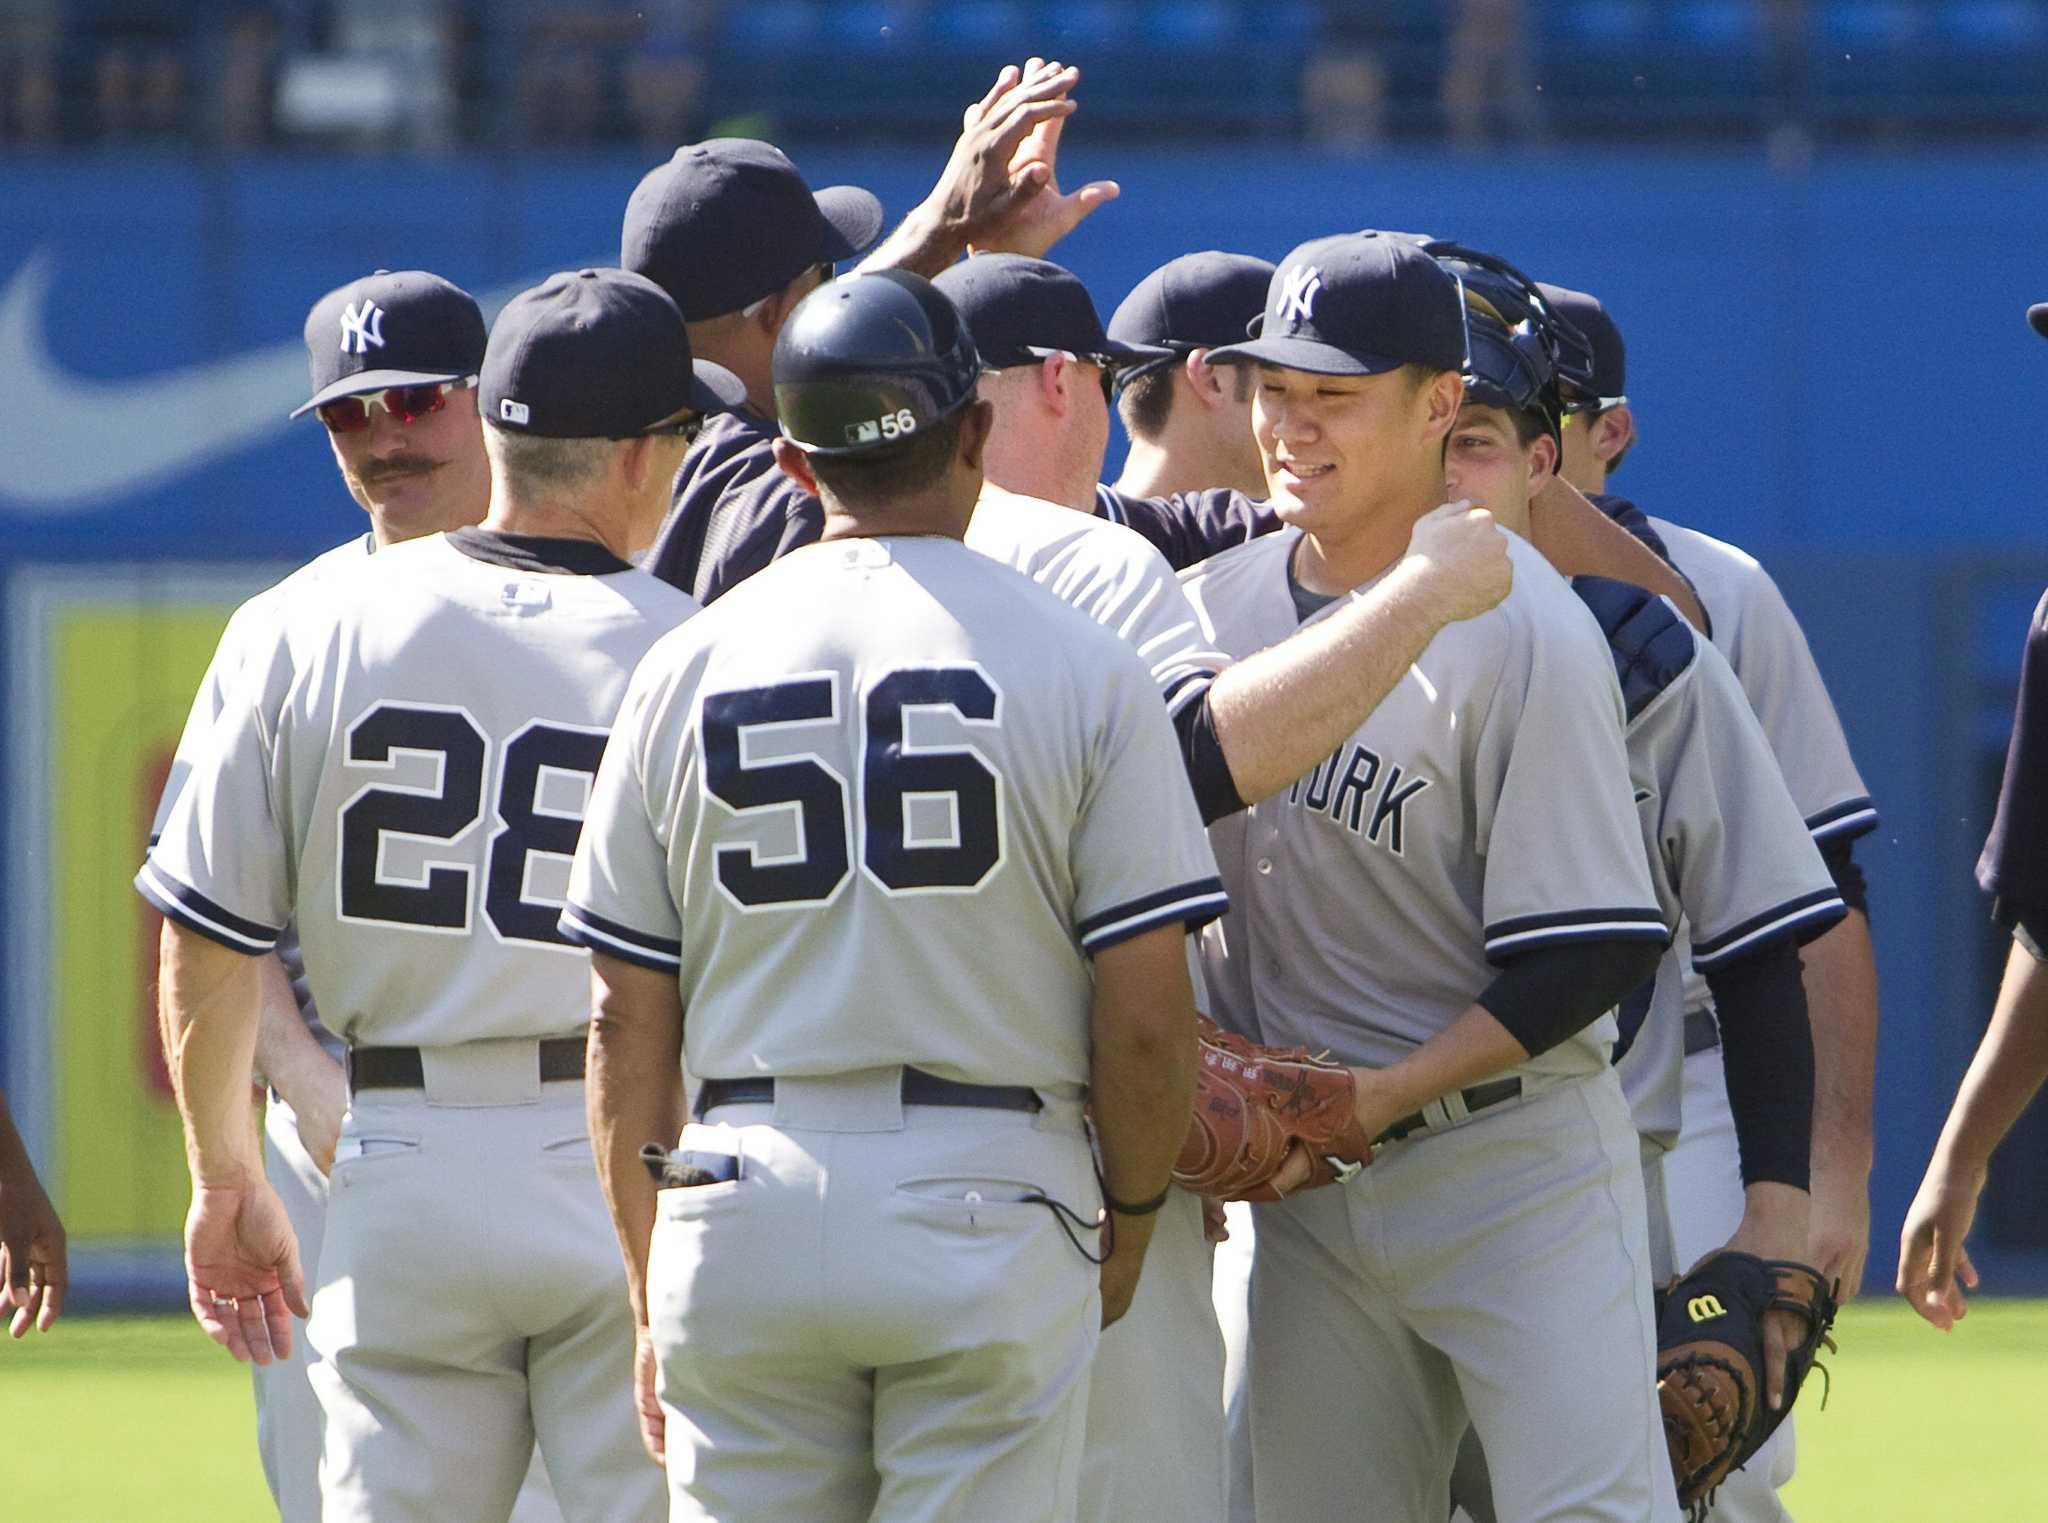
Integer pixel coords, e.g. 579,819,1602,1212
848,419,881,444
500,399,531,426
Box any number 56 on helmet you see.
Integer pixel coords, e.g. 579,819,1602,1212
773,270,983,456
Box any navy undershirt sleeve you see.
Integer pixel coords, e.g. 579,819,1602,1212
1704,936,1815,1191
1476,939,1664,1057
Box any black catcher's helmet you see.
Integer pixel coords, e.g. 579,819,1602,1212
773,270,982,456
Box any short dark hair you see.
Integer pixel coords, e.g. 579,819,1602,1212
1116,368,1175,441
1116,357,1255,444
807,412,963,510
1505,404,1548,451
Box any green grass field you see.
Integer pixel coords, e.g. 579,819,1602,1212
4,1300,2044,1518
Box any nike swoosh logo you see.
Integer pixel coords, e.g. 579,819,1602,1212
0,249,585,514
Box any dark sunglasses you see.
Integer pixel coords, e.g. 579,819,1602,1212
638,410,707,445
317,379,473,434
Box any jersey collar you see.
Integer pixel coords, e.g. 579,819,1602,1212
446,526,632,577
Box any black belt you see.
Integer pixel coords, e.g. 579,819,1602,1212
695,1069,1043,1120
346,1037,586,1094
1683,1007,1721,1057
1376,1077,1523,1144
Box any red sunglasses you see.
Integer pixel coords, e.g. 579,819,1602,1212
316,378,475,433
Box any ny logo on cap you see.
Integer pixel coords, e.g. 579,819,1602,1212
339,300,387,356
1278,266,1323,326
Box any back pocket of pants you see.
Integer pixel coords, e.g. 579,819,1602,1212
330,1133,421,1187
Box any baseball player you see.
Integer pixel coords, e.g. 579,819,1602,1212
1897,301,2048,1329
140,267,739,1523
564,270,1220,1523
1107,251,1276,501
1437,283,1846,1522
627,246,1510,1522
1184,231,1678,1523
1088,253,1709,633
1541,282,1879,1522
143,267,583,1523
634,58,1117,605
0,1089,64,1337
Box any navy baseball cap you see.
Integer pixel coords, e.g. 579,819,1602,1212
933,254,1173,372
1537,283,1627,407
1107,252,1277,384
2030,303,2048,339
291,269,486,419
1211,231,1466,377
481,269,744,439
622,139,885,323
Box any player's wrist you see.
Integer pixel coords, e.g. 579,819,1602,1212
1100,1178,1173,1217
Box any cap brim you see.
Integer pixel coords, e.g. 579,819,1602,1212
815,185,886,262
1017,340,1177,370
2030,303,2048,339
1101,337,1177,368
1207,335,1405,376
290,367,468,419
689,358,749,413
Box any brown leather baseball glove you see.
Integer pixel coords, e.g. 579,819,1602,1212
1172,1017,1373,1202
1656,1252,1837,1520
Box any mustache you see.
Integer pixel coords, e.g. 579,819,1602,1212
354,454,442,485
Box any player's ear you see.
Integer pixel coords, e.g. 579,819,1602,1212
1526,431,1559,493
1185,349,1227,407
1039,352,1071,415
957,399,997,473
1421,370,1463,441
771,436,821,495
1595,404,1636,465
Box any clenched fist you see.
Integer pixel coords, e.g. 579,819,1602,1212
1404,500,1513,625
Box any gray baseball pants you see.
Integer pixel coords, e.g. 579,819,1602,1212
305,1045,659,1523
647,1070,1100,1523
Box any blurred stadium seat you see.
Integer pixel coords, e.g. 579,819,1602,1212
6,0,2045,151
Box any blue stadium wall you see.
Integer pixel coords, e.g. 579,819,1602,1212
3,146,2046,1294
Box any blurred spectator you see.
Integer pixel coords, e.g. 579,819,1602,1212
79,0,191,142
274,0,461,149
1442,0,1545,148
0,0,59,145
208,4,286,148
624,1,716,150
1304,5,1388,152
508,1,644,146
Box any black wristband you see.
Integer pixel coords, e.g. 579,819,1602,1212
1101,1181,1173,1216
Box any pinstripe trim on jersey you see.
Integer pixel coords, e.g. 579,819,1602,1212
1806,796,1879,842
1483,906,1670,961
1094,483,1130,526
558,904,683,973
135,862,281,956
1078,877,1230,953
1159,669,1215,720
1690,887,1848,970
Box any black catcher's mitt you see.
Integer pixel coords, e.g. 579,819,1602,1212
1655,1252,1837,1520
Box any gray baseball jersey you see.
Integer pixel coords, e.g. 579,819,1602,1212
965,484,1224,727
563,533,1226,1094
139,529,699,1046
1572,578,1845,1148
1651,519,1875,842
1181,531,1666,1078
1649,518,1876,1023
150,532,375,1062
